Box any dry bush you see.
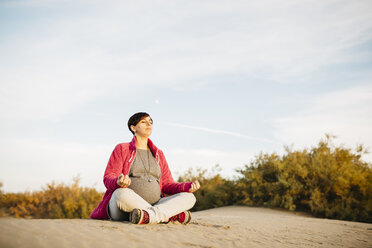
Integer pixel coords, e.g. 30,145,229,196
0,177,103,219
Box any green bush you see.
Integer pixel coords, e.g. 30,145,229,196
179,135,372,223
178,165,241,211
236,135,372,223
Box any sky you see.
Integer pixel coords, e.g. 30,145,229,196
0,0,371,193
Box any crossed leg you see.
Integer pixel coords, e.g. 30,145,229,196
108,188,196,224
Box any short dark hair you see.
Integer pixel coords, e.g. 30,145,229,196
127,112,151,135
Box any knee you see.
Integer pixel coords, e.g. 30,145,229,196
113,188,134,203
182,192,196,206
189,192,196,204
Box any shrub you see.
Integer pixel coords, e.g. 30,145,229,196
236,135,372,223
178,165,241,211
0,176,103,218
177,135,372,223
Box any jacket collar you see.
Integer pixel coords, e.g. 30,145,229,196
129,136,159,156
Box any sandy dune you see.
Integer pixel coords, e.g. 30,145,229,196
0,206,371,248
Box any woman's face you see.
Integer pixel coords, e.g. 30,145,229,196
131,116,153,137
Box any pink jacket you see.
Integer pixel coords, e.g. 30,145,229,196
90,136,193,219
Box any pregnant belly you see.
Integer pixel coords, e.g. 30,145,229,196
129,176,161,204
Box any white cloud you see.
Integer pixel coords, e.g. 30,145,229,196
0,139,112,192
1,0,371,122
165,122,279,144
273,83,372,162
1,0,371,192
164,148,254,180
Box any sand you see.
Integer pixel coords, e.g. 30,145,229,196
0,206,371,248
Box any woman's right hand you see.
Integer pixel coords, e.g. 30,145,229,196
117,173,131,188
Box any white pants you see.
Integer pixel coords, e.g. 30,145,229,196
108,188,196,224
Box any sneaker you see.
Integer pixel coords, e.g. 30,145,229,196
168,211,191,225
129,208,150,224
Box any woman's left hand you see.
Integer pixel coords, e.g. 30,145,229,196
189,180,200,193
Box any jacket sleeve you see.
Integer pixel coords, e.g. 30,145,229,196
159,150,193,195
103,144,124,191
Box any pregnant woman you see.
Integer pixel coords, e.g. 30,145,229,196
90,112,200,224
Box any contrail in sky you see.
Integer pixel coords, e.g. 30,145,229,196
164,122,280,145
